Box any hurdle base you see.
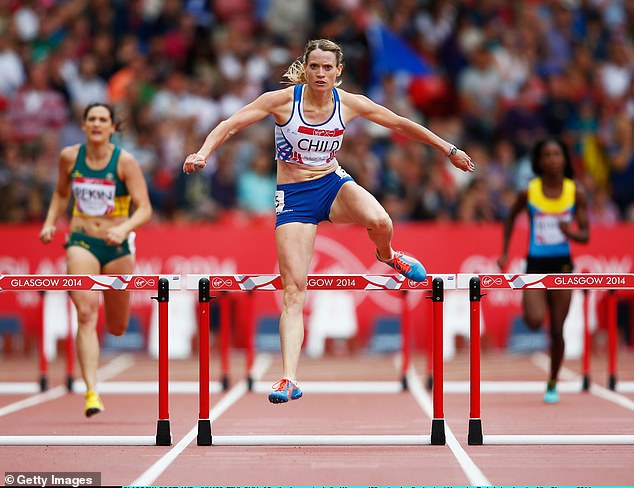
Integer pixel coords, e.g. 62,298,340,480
66,375,74,392
426,375,433,391
431,418,445,445
221,374,229,391
197,419,212,446
247,375,254,391
609,374,616,391
39,375,48,392
468,418,483,445
582,374,590,392
401,375,408,391
155,419,172,446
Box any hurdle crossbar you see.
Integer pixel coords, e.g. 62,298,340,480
460,273,634,446
482,435,634,445
0,274,180,446
193,274,448,446
0,435,156,446
211,435,431,446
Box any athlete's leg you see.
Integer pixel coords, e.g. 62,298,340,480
522,289,548,331
329,181,425,281
66,247,101,393
275,222,317,380
329,181,393,260
546,289,572,383
101,253,135,336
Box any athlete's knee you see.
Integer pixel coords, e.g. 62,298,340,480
282,282,306,310
74,303,99,328
106,320,128,336
366,208,392,233
522,311,543,331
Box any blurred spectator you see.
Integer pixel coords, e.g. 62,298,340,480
0,26,25,98
0,0,632,225
237,149,276,215
6,60,68,145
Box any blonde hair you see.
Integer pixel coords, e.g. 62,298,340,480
282,39,344,86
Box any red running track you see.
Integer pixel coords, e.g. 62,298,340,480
0,349,633,486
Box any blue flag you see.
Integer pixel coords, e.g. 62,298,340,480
367,23,431,86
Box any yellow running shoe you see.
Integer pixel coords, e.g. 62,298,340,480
85,390,104,417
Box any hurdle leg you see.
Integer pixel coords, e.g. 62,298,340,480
607,290,617,390
245,290,255,390
430,277,445,446
65,294,75,392
38,291,48,392
400,291,410,390
468,277,483,445
220,292,230,391
582,290,591,391
197,278,212,446
154,278,172,446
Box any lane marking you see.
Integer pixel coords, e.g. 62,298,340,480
129,354,272,486
405,367,491,486
532,352,634,410
0,354,135,417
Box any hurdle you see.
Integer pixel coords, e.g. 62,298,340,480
203,278,423,392
0,274,179,446
189,273,452,446
460,272,634,446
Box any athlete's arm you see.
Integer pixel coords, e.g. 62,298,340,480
340,91,474,173
560,187,590,244
183,88,293,174
498,190,528,271
39,146,76,244
106,151,153,246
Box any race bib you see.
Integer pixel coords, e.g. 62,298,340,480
72,177,116,216
534,213,567,245
274,190,285,214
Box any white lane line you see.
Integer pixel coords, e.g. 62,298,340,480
0,354,135,417
406,367,491,486
0,387,67,417
129,354,272,487
532,352,634,410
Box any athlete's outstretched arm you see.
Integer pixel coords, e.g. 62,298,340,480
183,89,291,174
341,91,475,173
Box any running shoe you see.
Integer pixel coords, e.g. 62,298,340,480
268,378,303,404
377,250,427,282
85,390,105,417
543,384,559,404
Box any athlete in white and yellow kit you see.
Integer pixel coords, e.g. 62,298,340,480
499,138,589,403
183,39,475,404
40,103,152,416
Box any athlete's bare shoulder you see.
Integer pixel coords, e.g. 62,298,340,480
258,86,294,107
59,144,80,166
257,85,295,121
336,87,376,120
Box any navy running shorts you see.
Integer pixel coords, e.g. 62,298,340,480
275,167,354,227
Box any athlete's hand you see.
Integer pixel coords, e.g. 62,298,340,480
183,153,207,174
558,220,571,237
39,224,56,244
497,253,508,271
105,226,127,246
449,149,475,173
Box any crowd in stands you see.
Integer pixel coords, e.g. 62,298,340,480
1,0,633,225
